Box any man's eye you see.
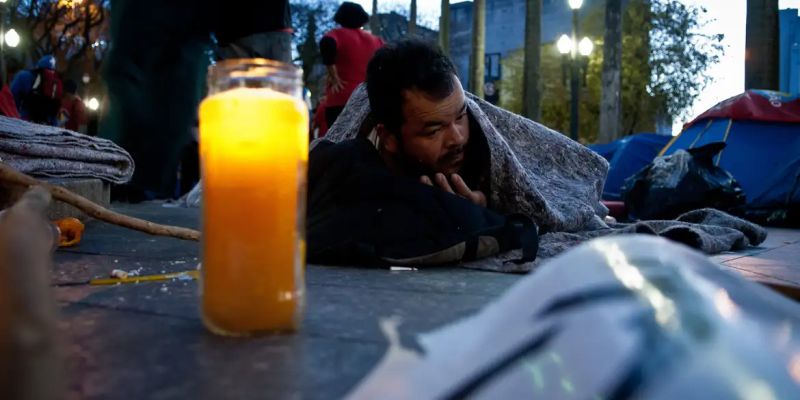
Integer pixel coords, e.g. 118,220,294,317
422,129,438,137
456,113,467,121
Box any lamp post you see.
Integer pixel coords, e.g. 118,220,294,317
559,0,593,142
0,0,7,86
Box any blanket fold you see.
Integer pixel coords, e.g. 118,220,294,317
0,116,134,184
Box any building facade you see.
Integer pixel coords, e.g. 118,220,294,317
780,8,800,94
449,0,603,91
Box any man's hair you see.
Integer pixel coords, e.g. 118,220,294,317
366,39,457,133
334,2,370,29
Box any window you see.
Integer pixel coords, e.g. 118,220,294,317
485,53,502,81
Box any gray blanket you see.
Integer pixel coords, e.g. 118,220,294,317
316,86,767,272
0,116,134,184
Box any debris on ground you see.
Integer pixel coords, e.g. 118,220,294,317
110,269,128,279
53,217,85,247
390,266,418,272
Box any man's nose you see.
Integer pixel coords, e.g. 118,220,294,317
444,123,467,147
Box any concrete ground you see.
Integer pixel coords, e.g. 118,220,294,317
51,203,800,399
711,227,800,298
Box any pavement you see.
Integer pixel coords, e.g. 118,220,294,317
52,202,800,399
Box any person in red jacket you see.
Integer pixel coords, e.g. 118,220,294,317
319,2,383,128
59,79,87,133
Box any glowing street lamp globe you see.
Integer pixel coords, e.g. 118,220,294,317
4,29,20,48
578,37,594,56
568,0,583,10
86,97,99,111
557,34,573,55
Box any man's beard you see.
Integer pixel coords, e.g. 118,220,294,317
393,142,466,178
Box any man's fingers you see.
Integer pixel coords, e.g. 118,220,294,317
435,173,455,193
451,174,487,206
420,175,433,186
472,190,488,207
450,174,473,198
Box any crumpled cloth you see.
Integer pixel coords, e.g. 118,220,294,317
0,116,134,184
461,208,768,272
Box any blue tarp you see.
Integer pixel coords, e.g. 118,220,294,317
589,133,672,201
659,91,800,213
660,119,800,211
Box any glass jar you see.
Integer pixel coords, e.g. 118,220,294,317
199,59,308,335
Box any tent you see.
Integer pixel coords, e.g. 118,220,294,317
659,90,800,218
589,133,672,200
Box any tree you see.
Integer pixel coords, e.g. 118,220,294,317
297,9,320,86
598,0,622,143
408,0,417,36
291,0,339,106
649,0,724,122
501,0,722,142
8,0,110,75
371,0,380,36
439,0,449,54
745,0,779,90
291,0,338,49
522,0,541,120
470,0,485,98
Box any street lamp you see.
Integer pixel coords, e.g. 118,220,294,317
560,0,593,142
85,97,99,111
557,34,572,55
4,28,18,47
0,0,9,86
578,37,593,57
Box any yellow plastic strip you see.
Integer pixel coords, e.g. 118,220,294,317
714,118,734,166
688,119,715,149
657,119,714,157
90,270,199,286
658,133,681,157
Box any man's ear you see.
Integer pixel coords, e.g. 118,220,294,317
376,123,399,154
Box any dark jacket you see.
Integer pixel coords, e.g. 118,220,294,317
215,0,291,45
307,139,538,266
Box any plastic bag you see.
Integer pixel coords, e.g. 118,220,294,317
622,142,746,220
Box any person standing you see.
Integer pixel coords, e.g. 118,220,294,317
319,2,383,128
99,0,214,201
59,79,87,133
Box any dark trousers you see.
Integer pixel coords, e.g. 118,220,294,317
100,0,212,197
325,106,344,129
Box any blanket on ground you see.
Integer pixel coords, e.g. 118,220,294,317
0,116,134,184
315,86,767,272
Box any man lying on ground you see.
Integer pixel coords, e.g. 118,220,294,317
307,39,766,271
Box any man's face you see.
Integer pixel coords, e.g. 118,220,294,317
380,76,470,177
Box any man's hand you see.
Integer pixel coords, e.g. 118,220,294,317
420,173,487,207
326,66,346,94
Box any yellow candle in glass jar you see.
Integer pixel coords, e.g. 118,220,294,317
199,87,308,335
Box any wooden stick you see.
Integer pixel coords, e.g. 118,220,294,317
0,163,200,241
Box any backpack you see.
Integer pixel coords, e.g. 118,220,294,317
307,139,539,267
24,68,63,124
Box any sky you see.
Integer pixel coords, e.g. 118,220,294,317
350,0,800,134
